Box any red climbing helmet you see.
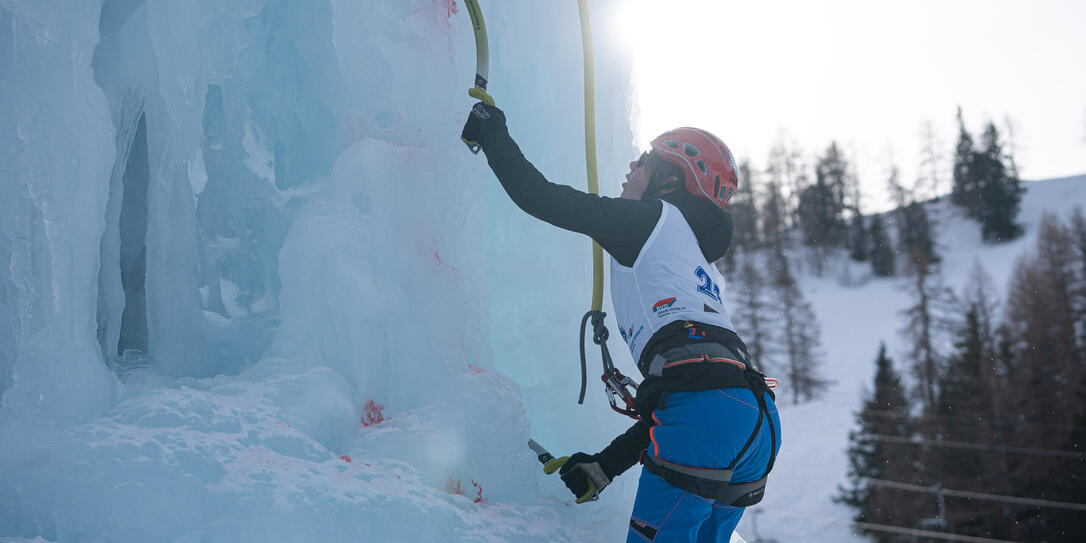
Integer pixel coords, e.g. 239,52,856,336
649,127,739,210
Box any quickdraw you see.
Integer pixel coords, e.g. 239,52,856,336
579,310,639,420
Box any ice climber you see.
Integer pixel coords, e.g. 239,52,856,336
462,103,777,540
462,102,782,543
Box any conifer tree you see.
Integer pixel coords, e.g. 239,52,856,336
798,143,851,274
1004,214,1082,426
720,160,759,275
917,120,945,201
951,107,979,216
843,154,863,221
1070,207,1086,350
1001,116,1021,180
898,201,939,266
769,251,828,402
921,263,1005,537
837,343,915,541
974,122,1024,242
797,179,837,275
716,236,737,276
959,262,1002,413
816,141,850,221
885,149,940,268
847,213,869,262
868,214,895,276
885,163,908,212
1001,213,1086,541
760,181,788,251
733,257,773,374
900,252,956,409
766,133,804,224
729,160,760,250
797,179,837,248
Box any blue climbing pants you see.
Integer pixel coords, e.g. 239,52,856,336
627,387,781,542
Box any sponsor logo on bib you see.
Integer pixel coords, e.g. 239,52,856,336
651,297,686,319
652,297,677,313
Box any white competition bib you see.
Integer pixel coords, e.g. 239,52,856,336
610,202,735,364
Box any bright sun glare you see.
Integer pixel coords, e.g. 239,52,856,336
612,0,734,149
609,0,1086,212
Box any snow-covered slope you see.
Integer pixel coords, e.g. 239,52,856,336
741,174,1086,542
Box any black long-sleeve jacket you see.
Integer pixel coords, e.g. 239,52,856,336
480,123,736,478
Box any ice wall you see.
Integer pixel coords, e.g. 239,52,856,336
0,0,118,421
1,0,645,541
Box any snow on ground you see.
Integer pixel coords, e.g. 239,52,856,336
739,175,1085,542
0,362,604,542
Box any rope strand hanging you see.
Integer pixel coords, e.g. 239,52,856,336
575,0,639,419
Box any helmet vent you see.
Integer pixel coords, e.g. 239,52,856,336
664,139,680,149
695,160,708,175
683,143,701,157
713,176,721,198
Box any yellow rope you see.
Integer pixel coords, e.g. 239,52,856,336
576,0,604,312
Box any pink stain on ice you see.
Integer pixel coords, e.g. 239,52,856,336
360,399,385,427
339,455,352,463
471,480,486,504
446,479,485,503
431,238,461,274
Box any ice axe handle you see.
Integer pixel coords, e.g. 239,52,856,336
540,455,596,502
462,88,495,154
468,86,494,106
536,450,555,465
542,455,566,475
528,439,565,474
527,440,599,503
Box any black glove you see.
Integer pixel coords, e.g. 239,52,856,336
558,452,613,504
460,102,507,152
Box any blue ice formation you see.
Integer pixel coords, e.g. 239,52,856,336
1,1,646,541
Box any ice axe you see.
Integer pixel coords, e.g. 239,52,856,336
461,0,494,154
528,439,600,503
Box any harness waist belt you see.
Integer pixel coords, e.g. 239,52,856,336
645,343,743,377
636,332,778,508
642,454,768,507
646,454,733,482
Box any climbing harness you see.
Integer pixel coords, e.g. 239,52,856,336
639,344,779,507
461,0,494,154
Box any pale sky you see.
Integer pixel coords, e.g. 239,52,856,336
608,0,1086,212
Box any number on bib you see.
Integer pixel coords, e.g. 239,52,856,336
695,266,722,303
